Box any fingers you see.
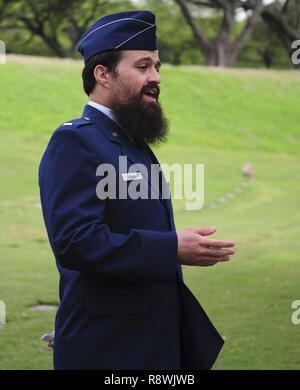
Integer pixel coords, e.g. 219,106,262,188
201,238,236,249
198,255,231,266
191,226,235,248
192,226,217,236
178,227,236,268
200,260,225,267
201,248,235,258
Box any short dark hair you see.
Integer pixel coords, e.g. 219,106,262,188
82,50,123,96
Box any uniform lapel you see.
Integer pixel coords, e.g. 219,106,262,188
146,145,176,231
120,141,164,206
82,104,123,145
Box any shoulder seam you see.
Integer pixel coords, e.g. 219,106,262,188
51,129,101,165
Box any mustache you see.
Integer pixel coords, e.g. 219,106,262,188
141,83,160,99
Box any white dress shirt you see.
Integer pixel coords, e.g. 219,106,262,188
88,100,118,124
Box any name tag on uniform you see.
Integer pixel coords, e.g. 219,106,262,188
122,172,142,181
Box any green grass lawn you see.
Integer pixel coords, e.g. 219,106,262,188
0,55,300,369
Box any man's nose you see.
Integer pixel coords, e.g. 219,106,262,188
147,67,160,84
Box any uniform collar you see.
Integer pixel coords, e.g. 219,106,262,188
82,104,136,145
87,100,118,125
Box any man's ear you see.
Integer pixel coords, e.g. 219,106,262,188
94,64,109,88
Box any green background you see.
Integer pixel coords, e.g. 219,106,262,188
0,55,299,369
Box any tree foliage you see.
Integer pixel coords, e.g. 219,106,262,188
0,0,299,68
261,0,300,67
0,0,133,57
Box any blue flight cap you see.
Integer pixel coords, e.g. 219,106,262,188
77,10,158,63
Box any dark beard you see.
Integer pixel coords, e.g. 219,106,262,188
111,94,169,148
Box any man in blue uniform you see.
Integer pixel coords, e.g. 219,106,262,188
39,10,235,370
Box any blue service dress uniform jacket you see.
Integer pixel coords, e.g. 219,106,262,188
39,104,224,370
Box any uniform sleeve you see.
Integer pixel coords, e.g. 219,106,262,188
39,129,178,284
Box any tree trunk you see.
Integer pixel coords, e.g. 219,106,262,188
175,0,263,67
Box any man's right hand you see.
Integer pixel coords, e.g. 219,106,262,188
177,227,235,267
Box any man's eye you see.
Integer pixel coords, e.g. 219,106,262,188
137,64,160,72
